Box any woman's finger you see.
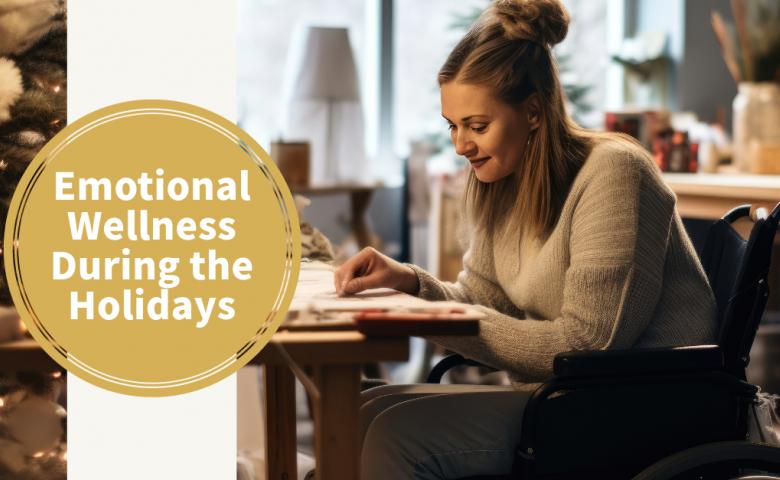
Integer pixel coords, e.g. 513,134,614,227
343,269,386,295
334,248,375,295
333,251,362,292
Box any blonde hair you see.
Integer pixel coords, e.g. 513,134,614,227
439,0,620,238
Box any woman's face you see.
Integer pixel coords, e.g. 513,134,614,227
441,81,534,183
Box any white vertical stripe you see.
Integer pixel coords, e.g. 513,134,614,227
67,2,236,479
68,0,236,120
605,0,625,110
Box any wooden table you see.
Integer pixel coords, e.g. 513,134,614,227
263,260,480,479
257,317,477,480
253,330,408,480
663,172,780,220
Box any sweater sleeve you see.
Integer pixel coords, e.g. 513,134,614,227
406,229,526,320
422,151,676,382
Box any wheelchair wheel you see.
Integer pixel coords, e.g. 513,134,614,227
632,441,780,480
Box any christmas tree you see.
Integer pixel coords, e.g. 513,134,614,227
0,2,67,479
0,1,66,304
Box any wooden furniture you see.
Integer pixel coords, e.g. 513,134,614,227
271,141,310,187
428,174,467,282
266,260,480,478
293,184,378,249
254,330,408,480
662,173,780,220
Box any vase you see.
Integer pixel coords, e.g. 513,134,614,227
732,82,780,173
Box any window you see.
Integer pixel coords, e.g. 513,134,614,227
237,0,371,151
393,0,486,159
239,1,613,183
392,0,611,165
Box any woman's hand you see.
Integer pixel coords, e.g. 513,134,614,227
333,247,419,296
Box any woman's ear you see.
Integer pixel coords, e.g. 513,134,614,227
526,94,541,131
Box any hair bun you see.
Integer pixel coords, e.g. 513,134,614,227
491,0,570,47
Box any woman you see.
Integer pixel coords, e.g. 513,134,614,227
334,0,716,477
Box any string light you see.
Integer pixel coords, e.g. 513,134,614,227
0,6,68,478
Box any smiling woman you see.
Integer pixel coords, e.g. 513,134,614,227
441,81,532,184
333,0,717,478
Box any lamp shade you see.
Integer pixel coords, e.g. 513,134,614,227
291,27,360,101
283,25,367,185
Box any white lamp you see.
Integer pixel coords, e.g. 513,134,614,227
283,26,367,185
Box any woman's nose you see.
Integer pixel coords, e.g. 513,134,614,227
454,131,476,157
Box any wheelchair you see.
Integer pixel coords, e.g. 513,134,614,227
426,202,780,479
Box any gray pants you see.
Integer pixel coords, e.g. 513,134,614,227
359,384,533,479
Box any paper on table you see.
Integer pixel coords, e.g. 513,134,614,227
290,261,484,316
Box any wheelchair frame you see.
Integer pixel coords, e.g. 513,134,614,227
428,203,780,479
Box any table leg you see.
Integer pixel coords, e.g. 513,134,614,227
350,190,374,249
264,365,298,480
313,364,362,480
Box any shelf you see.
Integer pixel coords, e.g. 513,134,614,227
662,173,780,220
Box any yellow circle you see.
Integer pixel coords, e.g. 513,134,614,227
4,100,300,396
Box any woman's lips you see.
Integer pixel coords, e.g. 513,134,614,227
469,157,490,168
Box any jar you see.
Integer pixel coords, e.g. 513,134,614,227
732,82,780,173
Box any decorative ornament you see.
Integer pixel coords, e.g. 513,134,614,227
0,374,66,480
0,58,22,122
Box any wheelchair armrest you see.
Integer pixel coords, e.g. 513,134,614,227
553,345,724,378
426,354,495,384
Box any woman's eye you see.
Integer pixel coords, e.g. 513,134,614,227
471,125,487,133
447,124,456,132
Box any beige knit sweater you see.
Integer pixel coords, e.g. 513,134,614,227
411,140,717,383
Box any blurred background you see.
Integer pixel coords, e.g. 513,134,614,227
235,0,780,477
236,0,779,343
237,0,777,269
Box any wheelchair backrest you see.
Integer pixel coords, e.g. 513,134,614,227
701,203,780,376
